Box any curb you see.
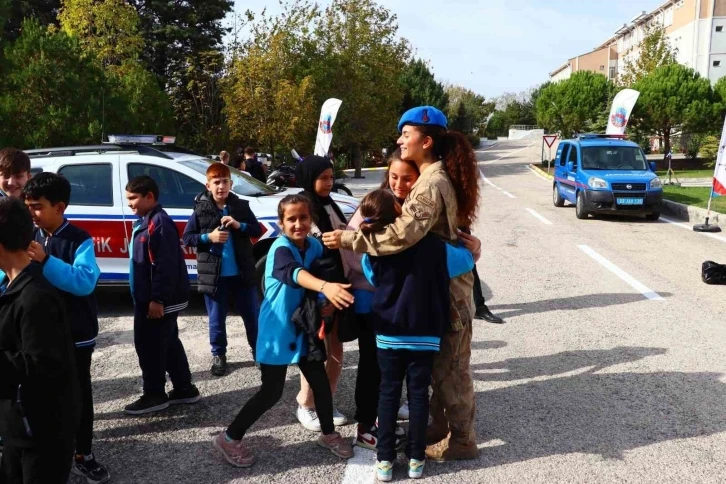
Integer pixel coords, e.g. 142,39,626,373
661,199,726,228
529,164,554,180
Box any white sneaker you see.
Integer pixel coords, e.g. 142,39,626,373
333,408,348,426
296,406,322,432
397,402,409,420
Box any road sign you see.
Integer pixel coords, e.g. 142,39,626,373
543,135,557,148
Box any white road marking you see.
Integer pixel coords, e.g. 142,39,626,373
578,245,664,301
483,142,535,164
341,446,376,484
502,190,517,198
660,216,726,243
525,208,553,225
526,164,552,182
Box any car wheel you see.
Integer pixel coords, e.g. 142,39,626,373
575,192,589,219
645,211,660,221
255,255,267,299
553,184,565,207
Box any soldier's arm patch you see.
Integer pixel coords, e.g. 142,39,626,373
410,204,432,220
415,194,435,209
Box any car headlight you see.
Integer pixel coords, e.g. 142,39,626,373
650,178,662,189
588,177,607,189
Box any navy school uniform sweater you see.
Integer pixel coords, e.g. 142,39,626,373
0,220,101,348
362,234,474,352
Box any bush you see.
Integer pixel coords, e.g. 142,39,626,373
467,134,481,148
683,134,703,160
700,135,720,167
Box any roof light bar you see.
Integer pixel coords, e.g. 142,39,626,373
107,134,176,144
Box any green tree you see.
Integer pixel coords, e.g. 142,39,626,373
0,19,104,147
400,58,448,112
484,111,506,138
223,4,318,157
3,0,60,41
619,24,677,86
632,63,714,158
536,71,612,137
445,84,494,134
311,0,409,177
58,0,144,69
449,101,473,133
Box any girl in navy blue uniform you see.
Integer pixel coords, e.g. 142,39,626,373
213,194,355,467
358,190,475,481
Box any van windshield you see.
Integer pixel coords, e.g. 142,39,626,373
581,146,647,170
178,158,277,196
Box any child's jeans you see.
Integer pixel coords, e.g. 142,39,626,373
204,276,260,357
354,313,380,428
376,348,435,462
226,360,335,440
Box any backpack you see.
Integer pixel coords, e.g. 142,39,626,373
702,261,726,285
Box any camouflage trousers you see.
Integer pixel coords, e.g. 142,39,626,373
429,301,476,445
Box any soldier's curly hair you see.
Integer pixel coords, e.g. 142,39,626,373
414,126,480,227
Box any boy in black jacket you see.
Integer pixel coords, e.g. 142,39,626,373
124,176,200,415
182,162,261,376
22,173,110,483
0,196,79,483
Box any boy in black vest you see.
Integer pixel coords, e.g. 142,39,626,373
21,173,110,483
125,176,200,414
182,163,262,376
0,196,79,483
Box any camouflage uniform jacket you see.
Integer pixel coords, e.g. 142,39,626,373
340,161,474,330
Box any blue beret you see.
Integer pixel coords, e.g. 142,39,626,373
397,106,448,132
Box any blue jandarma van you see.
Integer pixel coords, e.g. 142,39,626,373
552,134,663,220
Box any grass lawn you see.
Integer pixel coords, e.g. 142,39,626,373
662,186,726,213
655,169,714,178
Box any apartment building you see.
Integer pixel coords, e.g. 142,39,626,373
549,0,726,83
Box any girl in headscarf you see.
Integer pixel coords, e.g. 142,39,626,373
293,155,349,431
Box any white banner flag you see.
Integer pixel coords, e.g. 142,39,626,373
713,115,726,196
314,98,343,157
605,89,640,135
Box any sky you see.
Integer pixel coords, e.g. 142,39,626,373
230,0,661,100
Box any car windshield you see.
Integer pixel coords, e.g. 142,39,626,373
178,158,277,196
581,146,647,170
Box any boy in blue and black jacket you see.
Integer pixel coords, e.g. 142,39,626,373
357,189,474,481
124,175,200,416
182,162,262,376
21,173,110,483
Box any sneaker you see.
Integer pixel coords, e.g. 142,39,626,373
408,458,425,479
333,408,348,426
375,460,393,482
212,433,256,468
356,423,378,450
317,431,354,459
358,423,405,451
72,454,110,484
397,402,409,420
168,384,202,405
297,406,321,432
124,394,169,415
211,355,227,376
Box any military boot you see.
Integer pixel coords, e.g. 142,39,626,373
425,436,478,462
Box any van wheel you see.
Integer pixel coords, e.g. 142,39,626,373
575,192,589,219
553,184,565,207
645,211,660,221
255,255,267,299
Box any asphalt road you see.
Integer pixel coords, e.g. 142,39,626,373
86,140,726,484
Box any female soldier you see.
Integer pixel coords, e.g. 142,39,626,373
323,106,480,462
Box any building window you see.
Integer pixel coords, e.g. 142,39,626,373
664,7,673,27
600,65,605,70
609,66,617,79
714,60,722,67
717,26,724,32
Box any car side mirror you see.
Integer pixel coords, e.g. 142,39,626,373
649,161,657,172
566,161,574,172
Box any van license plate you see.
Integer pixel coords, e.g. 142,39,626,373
617,198,643,205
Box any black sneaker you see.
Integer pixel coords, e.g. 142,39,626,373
211,355,227,376
124,393,169,415
168,384,202,405
72,453,111,484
